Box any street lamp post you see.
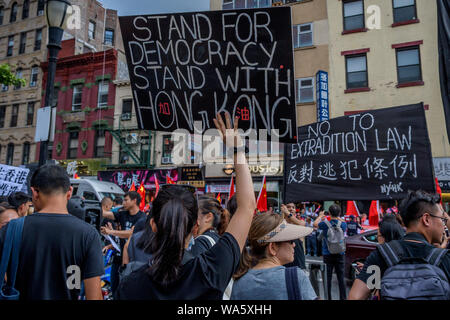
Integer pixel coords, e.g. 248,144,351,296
38,0,71,166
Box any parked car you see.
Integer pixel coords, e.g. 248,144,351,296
345,229,378,284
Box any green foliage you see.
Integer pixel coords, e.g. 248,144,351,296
0,64,27,87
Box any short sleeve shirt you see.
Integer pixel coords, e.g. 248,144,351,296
230,266,317,300
117,232,240,300
0,213,104,300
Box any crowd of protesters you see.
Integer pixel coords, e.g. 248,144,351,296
0,113,449,300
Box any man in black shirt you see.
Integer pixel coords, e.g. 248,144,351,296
346,215,362,237
349,190,450,300
101,191,145,298
0,165,104,300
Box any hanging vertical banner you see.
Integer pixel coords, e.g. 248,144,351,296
119,7,297,143
316,70,329,122
283,104,435,202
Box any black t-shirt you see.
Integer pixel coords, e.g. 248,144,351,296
113,210,145,252
117,232,240,300
0,213,104,300
347,221,361,236
357,232,450,283
190,229,221,257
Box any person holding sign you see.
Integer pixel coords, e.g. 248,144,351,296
117,113,257,299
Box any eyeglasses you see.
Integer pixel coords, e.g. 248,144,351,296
279,240,295,245
427,213,448,225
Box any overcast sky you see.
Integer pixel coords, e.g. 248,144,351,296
99,0,211,16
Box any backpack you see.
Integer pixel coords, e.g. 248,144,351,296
0,217,25,300
323,219,345,254
377,241,450,300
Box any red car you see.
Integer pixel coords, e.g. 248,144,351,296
345,229,379,283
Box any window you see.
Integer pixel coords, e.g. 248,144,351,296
19,32,26,54
30,65,38,87
346,54,368,89
7,35,14,57
83,191,97,201
104,29,114,46
14,68,22,90
293,23,313,48
22,0,30,19
26,102,34,125
162,135,174,163
121,99,132,120
396,47,421,84
343,0,365,31
393,0,417,23
0,106,5,127
72,85,83,111
10,2,17,23
88,21,96,40
52,86,60,107
34,28,42,51
37,0,45,16
22,142,30,165
10,104,19,127
97,81,109,107
295,78,314,103
95,129,105,158
68,131,79,159
0,6,4,25
1,84,8,92
6,143,14,165
222,0,271,9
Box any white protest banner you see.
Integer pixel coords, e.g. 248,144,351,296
0,164,30,196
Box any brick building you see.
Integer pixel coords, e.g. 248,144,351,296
38,39,119,175
0,0,122,167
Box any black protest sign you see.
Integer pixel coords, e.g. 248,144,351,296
283,104,435,202
119,7,296,143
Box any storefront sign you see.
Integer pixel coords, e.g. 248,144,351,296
62,111,85,123
219,164,283,176
316,70,329,122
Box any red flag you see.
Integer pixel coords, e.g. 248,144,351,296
256,176,268,212
154,174,160,198
166,175,176,185
73,173,80,179
369,200,381,226
229,174,235,199
129,182,136,192
346,201,360,217
137,183,146,211
435,178,443,205
216,192,221,203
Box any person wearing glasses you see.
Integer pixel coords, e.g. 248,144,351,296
229,211,317,300
117,113,257,299
349,190,450,300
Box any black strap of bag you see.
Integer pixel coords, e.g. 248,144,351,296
285,267,302,300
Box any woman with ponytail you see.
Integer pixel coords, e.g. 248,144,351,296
190,196,231,256
118,113,257,299
230,210,317,300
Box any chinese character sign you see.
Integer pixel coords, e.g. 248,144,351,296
283,104,435,202
0,164,30,196
119,7,297,143
316,70,329,122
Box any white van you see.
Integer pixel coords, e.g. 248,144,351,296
70,178,125,202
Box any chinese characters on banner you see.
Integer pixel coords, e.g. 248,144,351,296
119,7,297,143
283,104,435,202
316,70,329,122
0,164,30,196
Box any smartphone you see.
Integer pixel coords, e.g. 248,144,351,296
445,228,449,238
